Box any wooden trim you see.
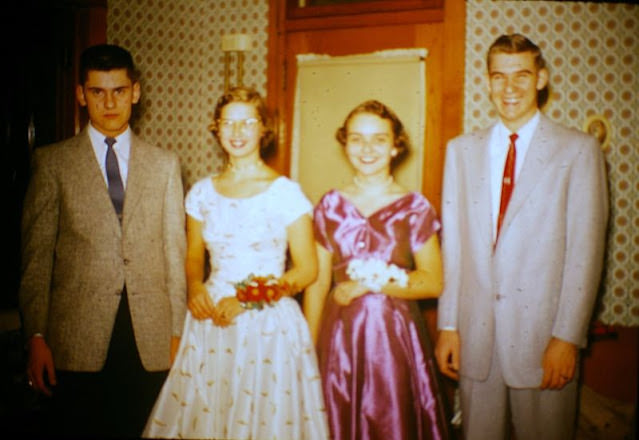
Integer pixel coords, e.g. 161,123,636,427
267,0,466,202
285,9,444,31
286,0,443,19
266,0,289,174
72,5,108,134
424,0,465,211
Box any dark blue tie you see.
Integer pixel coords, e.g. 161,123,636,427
105,137,124,218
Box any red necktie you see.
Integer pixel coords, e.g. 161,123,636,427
496,133,518,240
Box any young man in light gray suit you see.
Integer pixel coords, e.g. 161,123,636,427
19,44,186,437
435,34,608,440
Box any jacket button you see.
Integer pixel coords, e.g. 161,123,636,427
123,258,130,265
496,293,502,301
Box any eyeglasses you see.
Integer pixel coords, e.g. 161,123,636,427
217,118,260,133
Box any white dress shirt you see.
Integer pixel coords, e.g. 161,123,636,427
88,123,131,189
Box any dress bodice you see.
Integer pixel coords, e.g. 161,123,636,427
313,190,440,282
185,176,312,298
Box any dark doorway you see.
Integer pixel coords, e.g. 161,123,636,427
0,1,106,435
1,0,106,310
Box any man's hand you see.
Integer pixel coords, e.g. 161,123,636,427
435,329,460,380
540,337,577,390
27,336,56,396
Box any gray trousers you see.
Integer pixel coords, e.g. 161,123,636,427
460,345,578,440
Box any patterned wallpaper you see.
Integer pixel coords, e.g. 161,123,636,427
107,0,269,187
108,0,638,325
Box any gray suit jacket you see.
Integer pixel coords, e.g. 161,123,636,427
20,128,187,372
437,114,608,387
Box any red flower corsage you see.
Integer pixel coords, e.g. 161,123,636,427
235,274,290,310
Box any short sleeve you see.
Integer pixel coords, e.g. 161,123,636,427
278,178,313,227
184,178,210,221
312,192,334,253
409,193,441,252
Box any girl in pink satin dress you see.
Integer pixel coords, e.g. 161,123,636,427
305,100,451,440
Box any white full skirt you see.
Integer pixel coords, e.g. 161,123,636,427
143,297,328,439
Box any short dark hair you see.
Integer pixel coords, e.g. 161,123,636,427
487,34,549,108
79,44,138,84
209,86,275,152
335,100,410,169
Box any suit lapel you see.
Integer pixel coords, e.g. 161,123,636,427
122,134,150,229
71,128,123,235
71,129,105,191
501,115,559,229
467,128,494,249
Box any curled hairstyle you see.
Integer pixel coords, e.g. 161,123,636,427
79,44,138,84
487,34,549,108
209,87,275,152
335,100,410,168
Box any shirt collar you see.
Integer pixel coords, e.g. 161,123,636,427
87,123,132,151
495,111,540,148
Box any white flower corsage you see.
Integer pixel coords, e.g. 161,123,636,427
346,258,409,291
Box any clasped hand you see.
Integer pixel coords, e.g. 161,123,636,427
187,287,243,326
332,280,370,306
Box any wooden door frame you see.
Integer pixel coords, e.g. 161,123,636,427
266,0,465,210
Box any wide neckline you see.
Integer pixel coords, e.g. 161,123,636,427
333,189,413,219
209,175,285,200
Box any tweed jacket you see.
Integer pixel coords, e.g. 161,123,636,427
437,114,608,388
20,127,187,372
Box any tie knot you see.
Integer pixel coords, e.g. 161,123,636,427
105,137,117,149
509,133,518,145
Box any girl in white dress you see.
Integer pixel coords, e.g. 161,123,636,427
143,87,329,439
